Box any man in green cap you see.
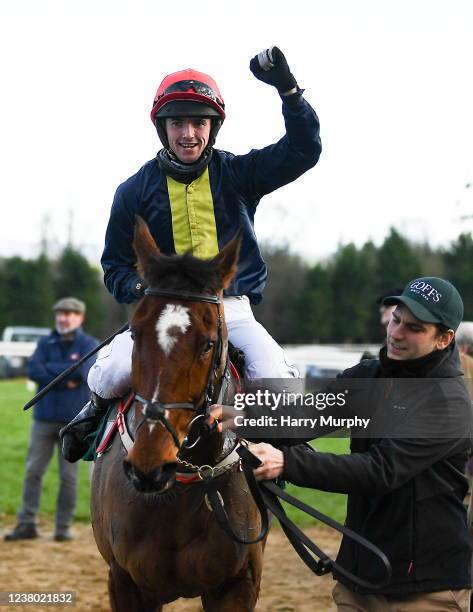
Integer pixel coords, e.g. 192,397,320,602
4,298,98,542
243,276,473,610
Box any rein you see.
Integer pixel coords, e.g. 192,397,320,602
236,445,392,589
199,444,391,589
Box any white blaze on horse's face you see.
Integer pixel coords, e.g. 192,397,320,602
155,304,191,357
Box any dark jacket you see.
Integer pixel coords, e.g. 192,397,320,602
27,328,99,423
101,94,321,305
282,345,473,595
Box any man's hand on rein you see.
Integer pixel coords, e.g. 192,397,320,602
248,443,284,481
208,408,284,480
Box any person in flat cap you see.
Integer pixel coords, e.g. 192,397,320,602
236,277,472,610
377,286,404,330
4,297,98,542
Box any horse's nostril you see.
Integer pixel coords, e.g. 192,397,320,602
123,459,142,481
124,459,154,480
161,462,177,481
123,460,177,493
123,459,133,480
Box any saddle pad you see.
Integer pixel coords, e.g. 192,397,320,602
229,361,242,393
94,393,135,457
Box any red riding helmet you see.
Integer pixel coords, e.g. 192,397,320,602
150,69,226,125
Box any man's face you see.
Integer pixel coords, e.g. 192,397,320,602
165,117,211,164
386,304,453,360
55,310,84,335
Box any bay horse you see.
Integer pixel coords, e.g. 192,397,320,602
91,217,266,611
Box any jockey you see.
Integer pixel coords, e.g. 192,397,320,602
60,47,322,462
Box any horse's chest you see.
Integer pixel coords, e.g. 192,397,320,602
127,527,247,598
108,474,258,598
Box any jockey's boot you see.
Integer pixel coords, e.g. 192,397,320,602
60,393,113,462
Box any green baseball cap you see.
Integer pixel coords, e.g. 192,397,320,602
383,277,463,331
53,297,86,314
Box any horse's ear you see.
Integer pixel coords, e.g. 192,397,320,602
213,231,242,290
133,216,161,278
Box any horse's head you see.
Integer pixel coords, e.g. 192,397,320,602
123,216,240,493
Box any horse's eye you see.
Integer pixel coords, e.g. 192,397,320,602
201,340,215,355
129,328,135,341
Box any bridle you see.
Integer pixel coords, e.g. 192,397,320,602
133,287,227,451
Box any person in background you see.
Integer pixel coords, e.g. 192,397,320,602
4,298,98,542
456,320,473,599
377,286,404,330
359,286,405,362
457,321,473,379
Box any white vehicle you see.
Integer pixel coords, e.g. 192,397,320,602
2,326,50,343
284,344,380,379
0,326,50,378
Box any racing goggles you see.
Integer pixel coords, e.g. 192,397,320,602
160,80,222,105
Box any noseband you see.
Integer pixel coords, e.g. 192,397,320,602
134,287,226,451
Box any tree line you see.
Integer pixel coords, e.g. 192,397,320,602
257,229,473,344
1,228,472,344
0,247,126,339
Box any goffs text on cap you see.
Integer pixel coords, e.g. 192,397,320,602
383,277,463,331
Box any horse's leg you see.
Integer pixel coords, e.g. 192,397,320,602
201,552,263,612
108,560,162,612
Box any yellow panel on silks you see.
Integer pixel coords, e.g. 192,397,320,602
166,168,219,259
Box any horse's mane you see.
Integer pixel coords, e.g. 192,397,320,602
144,251,222,293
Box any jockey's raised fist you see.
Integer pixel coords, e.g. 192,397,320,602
249,47,298,95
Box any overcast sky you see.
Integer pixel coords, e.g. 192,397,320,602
1,0,472,264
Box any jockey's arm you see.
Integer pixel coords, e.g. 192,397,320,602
228,92,322,201
101,182,143,304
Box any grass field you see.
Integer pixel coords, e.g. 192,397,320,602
0,379,348,527
0,379,92,522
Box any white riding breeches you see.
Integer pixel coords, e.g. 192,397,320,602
87,296,299,399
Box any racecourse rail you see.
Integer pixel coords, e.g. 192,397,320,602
0,341,379,377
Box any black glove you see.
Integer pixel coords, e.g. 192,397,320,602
249,47,298,94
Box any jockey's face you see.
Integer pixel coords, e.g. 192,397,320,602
386,304,453,360
165,117,211,164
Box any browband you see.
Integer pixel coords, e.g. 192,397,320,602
144,288,221,304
